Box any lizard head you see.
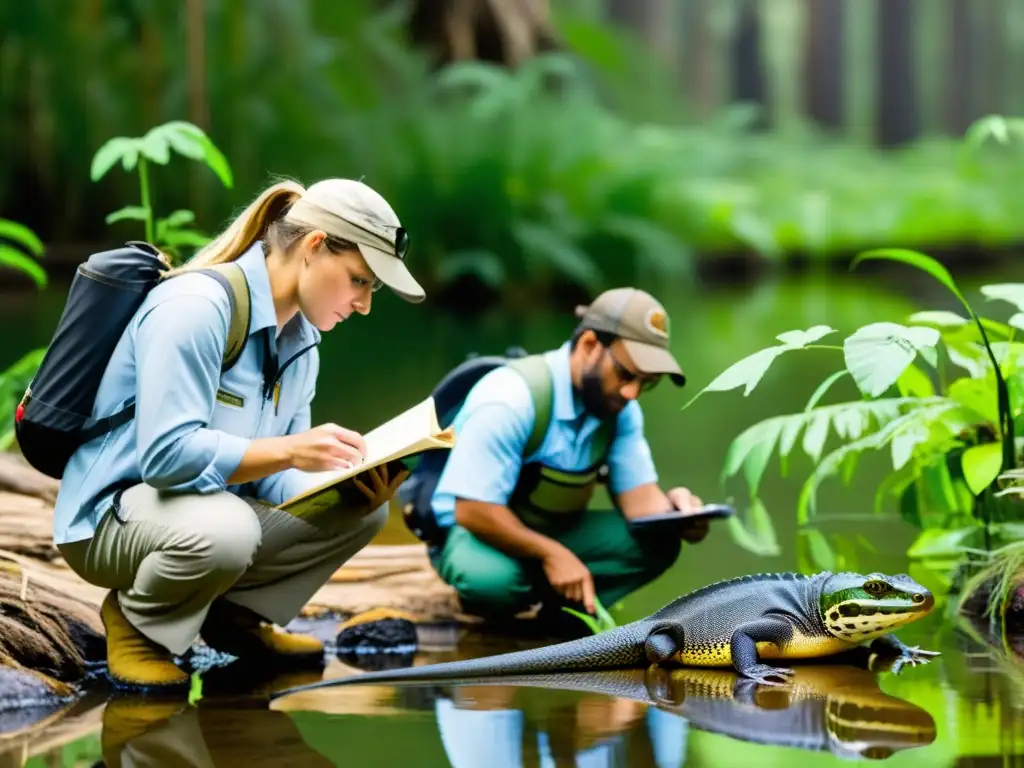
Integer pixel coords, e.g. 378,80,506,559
819,572,935,644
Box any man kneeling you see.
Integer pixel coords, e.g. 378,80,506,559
426,288,714,624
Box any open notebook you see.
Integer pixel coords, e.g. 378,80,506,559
277,396,455,520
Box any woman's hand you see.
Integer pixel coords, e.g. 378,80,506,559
286,423,367,472
352,462,409,513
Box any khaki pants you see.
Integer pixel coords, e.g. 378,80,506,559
58,483,387,656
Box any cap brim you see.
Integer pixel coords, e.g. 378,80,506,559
358,244,426,304
621,339,686,387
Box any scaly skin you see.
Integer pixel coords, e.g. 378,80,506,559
269,571,940,701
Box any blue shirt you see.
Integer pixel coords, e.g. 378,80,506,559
430,342,658,529
52,242,322,545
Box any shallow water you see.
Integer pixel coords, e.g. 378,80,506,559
3,260,1024,765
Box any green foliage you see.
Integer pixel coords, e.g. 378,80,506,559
0,348,45,450
561,595,618,634
697,248,1024,569
0,218,47,289
90,120,233,263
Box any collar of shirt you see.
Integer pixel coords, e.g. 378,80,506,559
548,341,601,439
236,241,321,361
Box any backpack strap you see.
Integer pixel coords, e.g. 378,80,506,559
78,263,251,443
197,263,251,372
506,355,554,459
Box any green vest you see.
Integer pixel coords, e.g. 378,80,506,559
504,355,616,529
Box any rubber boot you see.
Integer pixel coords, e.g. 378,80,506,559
101,591,190,691
200,598,323,666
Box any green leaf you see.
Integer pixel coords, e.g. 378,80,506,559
140,128,171,164
946,378,999,425
693,347,787,399
158,121,234,187
909,310,968,328
0,219,43,255
843,322,941,397
159,209,197,229
804,370,849,412
775,325,835,346
961,443,1003,495
160,229,211,248
980,283,1024,313
682,326,837,410
897,364,934,398
726,497,781,557
907,526,980,559
891,422,929,471
0,245,47,288
801,528,836,571
105,206,149,225
90,137,141,181
853,249,969,308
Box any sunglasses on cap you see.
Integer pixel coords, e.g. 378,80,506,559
326,224,410,293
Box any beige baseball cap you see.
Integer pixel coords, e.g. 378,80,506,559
283,178,425,304
575,287,685,386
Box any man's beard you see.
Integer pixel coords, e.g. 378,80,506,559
580,367,624,421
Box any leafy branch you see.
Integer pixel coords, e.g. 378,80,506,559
90,120,233,263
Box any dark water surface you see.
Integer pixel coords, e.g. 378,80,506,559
2,262,1023,765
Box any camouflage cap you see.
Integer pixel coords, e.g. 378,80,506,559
575,287,685,386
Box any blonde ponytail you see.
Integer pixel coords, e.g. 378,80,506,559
167,180,305,276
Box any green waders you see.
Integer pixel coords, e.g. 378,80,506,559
430,355,681,619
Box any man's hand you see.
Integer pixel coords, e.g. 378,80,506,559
541,544,596,615
352,462,409,514
667,486,710,543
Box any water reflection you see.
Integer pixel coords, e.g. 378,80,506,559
95,655,940,766
428,662,936,764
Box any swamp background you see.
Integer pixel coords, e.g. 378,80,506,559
2,0,1024,765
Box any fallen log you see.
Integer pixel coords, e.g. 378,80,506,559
304,544,464,623
0,454,59,505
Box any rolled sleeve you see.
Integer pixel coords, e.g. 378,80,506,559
607,402,658,495
134,292,252,492
433,368,536,515
436,402,532,506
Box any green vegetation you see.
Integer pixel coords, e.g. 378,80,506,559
90,120,233,264
6,3,1024,300
0,219,47,449
0,218,46,289
693,246,1024,584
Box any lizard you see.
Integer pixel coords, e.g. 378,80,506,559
268,570,941,700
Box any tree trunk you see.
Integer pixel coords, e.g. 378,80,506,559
406,0,560,68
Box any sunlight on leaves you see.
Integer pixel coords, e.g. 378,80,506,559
843,322,941,397
961,442,1003,495
682,325,836,410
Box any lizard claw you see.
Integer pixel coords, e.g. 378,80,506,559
742,663,795,687
890,646,941,675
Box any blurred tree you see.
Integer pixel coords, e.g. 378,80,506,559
406,0,560,68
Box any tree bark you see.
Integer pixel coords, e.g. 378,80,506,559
407,0,560,68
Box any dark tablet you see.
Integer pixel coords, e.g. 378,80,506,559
627,504,736,534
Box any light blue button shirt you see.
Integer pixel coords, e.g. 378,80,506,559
52,242,322,545
430,342,658,529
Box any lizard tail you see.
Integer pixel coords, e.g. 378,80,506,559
269,622,651,700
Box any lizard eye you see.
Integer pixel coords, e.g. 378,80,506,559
863,581,886,596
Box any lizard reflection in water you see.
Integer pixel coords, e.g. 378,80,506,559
440,660,938,762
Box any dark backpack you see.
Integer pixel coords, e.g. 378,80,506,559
398,347,556,547
13,241,251,479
